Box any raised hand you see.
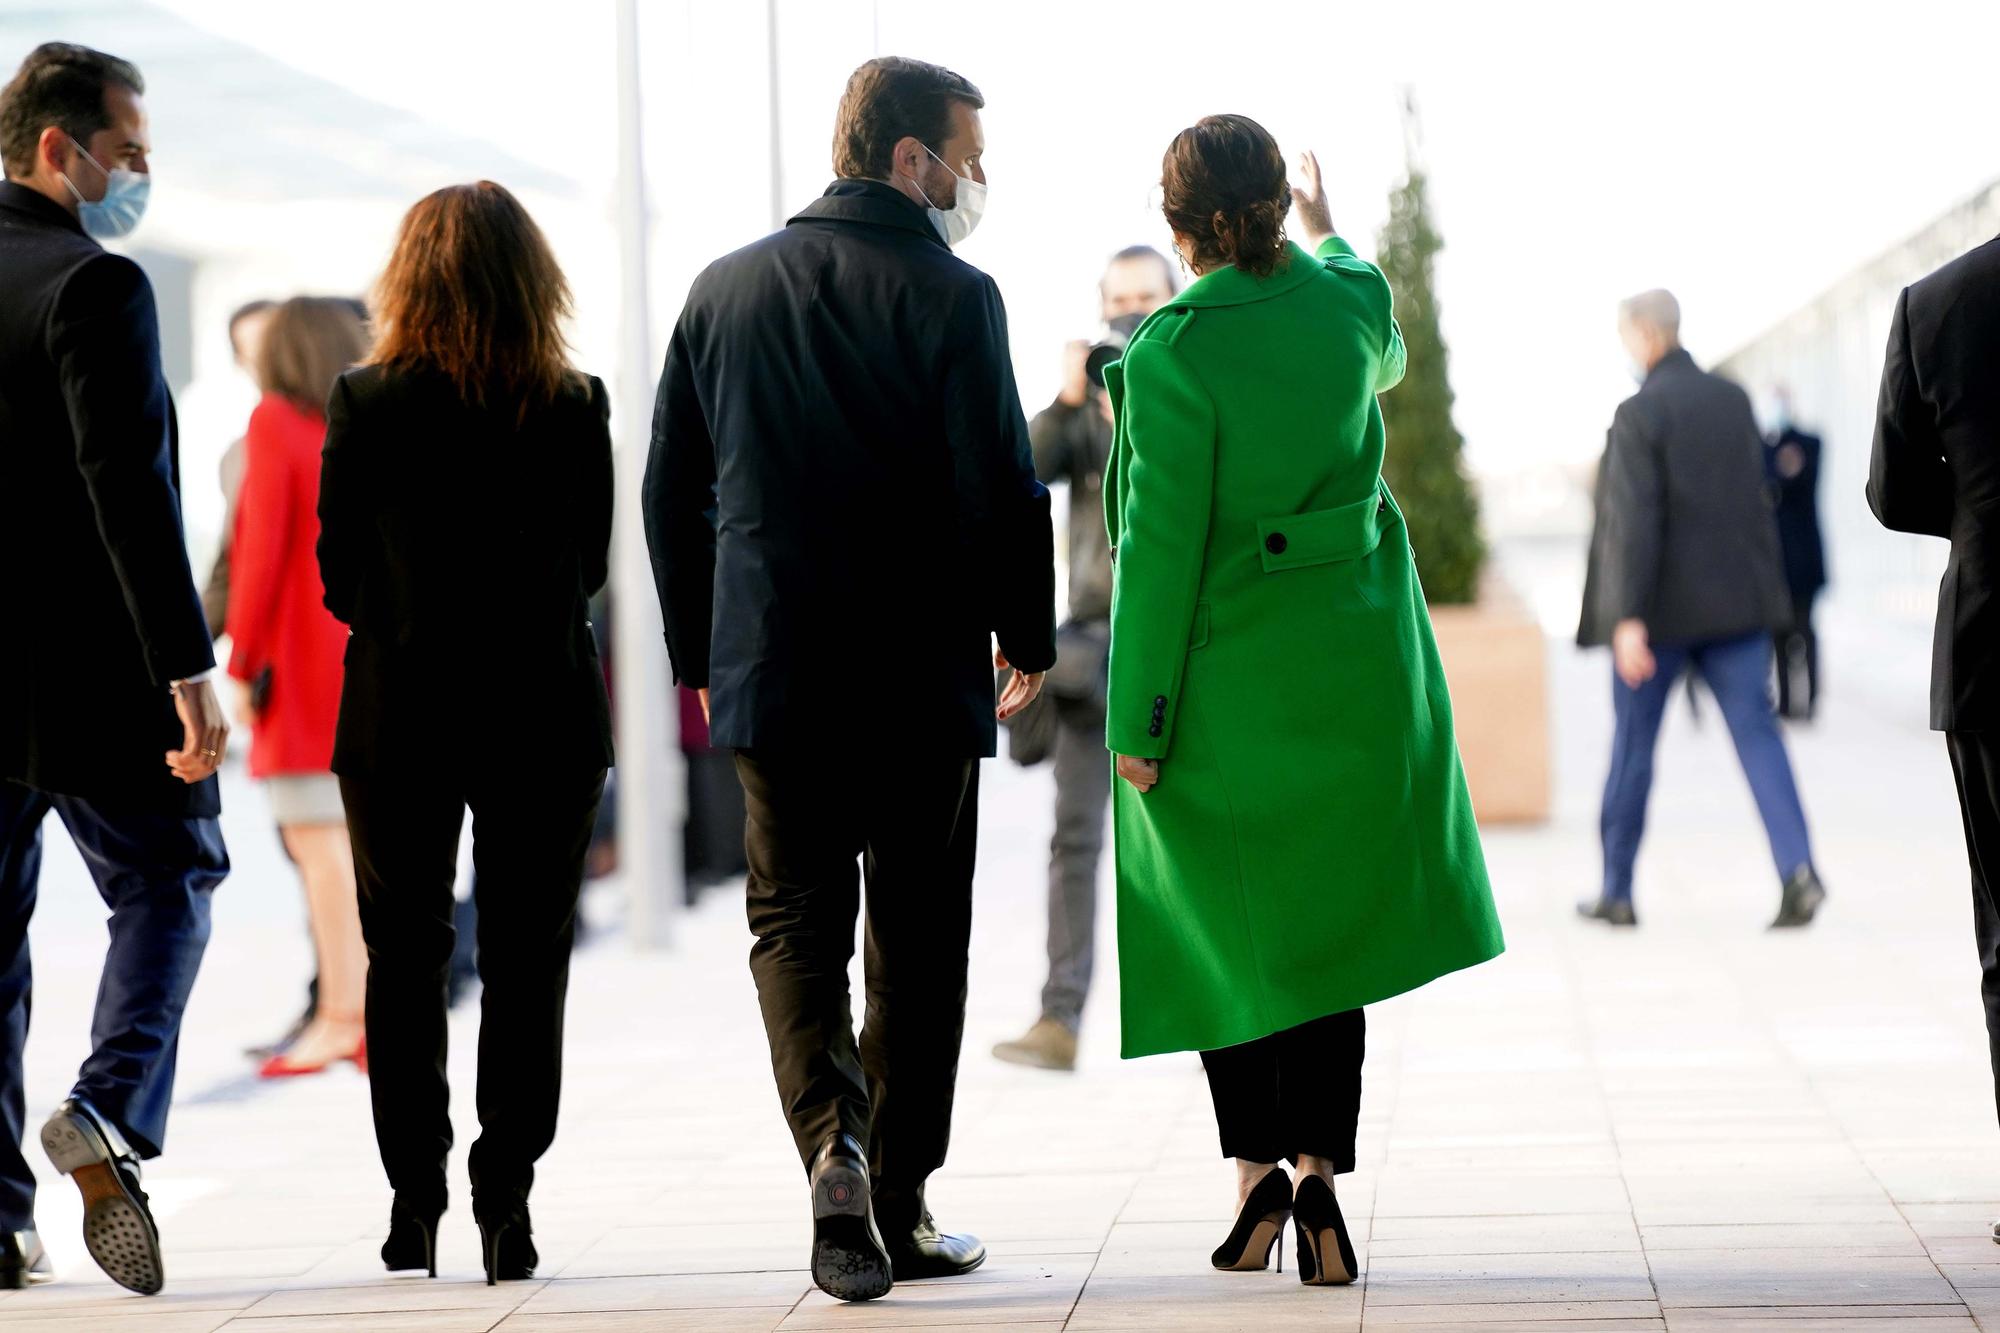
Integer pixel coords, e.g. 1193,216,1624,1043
1291,150,1335,249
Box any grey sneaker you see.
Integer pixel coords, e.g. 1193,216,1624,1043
992,1019,1078,1072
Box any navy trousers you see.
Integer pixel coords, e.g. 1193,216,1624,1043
1600,631,1814,903
0,780,226,1231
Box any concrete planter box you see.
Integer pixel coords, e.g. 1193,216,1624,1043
1429,577,1551,825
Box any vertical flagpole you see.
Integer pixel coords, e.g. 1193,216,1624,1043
767,0,785,231
612,0,682,948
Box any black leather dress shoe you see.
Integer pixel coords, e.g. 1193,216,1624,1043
808,1134,891,1302
0,1227,53,1288
41,1098,163,1295
886,1213,987,1281
1770,867,1826,929
1577,896,1637,927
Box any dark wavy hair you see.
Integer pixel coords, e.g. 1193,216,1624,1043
1160,114,1291,278
366,181,579,420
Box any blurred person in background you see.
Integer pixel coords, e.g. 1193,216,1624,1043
0,42,229,1295
1577,290,1824,929
226,296,370,1078
1106,119,1503,1289
319,181,612,1285
1867,230,2000,1241
646,56,1053,1303
201,299,276,640
1764,387,1827,720
993,244,1176,1074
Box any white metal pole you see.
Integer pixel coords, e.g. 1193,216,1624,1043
612,0,682,949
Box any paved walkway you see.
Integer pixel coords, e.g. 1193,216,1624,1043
3,588,1997,1331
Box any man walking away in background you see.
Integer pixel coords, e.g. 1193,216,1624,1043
993,244,1175,1074
1766,387,1827,720
645,56,1055,1302
1867,231,2000,1241
1576,289,1824,930
0,43,230,1295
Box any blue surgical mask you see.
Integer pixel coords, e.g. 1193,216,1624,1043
59,137,150,240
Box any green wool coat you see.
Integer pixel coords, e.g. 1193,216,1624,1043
1102,236,1504,1059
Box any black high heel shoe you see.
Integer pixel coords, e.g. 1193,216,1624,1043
1291,1174,1357,1286
1211,1166,1291,1272
473,1198,537,1285
380,1196,441,1278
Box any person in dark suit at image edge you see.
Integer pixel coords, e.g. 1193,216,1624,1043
0,42,232,1296
644,55,1056,1304
1867,231,2000,1243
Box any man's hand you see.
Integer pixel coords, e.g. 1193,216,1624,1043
165,679,229,784
994,647,1045,721
1057,340,1092,408
1291,150,1335,250
698,686,711,725
1116,754,1160,793
1612,618,1656,689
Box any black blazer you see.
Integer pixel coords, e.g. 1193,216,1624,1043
1767,425,1827,603
1578,349,1792,649
318,364,614,776
1868,234,2000,732
0,181,217,815
645,179,1057,757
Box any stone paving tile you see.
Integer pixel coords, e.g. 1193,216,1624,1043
1359,1301,1664,1326
493,1313,794,1333
1062,1273,1360,1330
0,1314,236,1333
1663,1309,1975,1331
220,1314,504,1331
513,1270,817,1312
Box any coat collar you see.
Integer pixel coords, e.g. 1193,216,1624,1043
1643,346,1697,385
790,179,947,250
0,179,86,236
1161,240,1326,311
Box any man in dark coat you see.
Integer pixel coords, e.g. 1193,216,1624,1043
1577,289,1824,930
644,56,1055,1302
1868,233,2000,1242
0,44,230,1294
1766,391,1828,719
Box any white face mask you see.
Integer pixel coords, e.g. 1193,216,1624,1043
905,144,986,247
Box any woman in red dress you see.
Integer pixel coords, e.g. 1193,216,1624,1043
225,296,370,1076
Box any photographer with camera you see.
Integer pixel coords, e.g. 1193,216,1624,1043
993,245,1177,1073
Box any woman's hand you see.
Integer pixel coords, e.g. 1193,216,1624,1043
1291,150,1335,250
1116,754,1160,793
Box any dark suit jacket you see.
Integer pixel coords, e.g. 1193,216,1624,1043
1578,348,1791,649
0,181,218,815
1767,425,1827,604
645,179,1057,757
1868,234,2000,731
317,364,615,776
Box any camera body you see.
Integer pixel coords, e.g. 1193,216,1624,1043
1084,312,1148,390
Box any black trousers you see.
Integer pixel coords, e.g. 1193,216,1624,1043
1199,1009,1364,1169
340,766,605,1209
734,749,978,1232
1947,733,2000,1126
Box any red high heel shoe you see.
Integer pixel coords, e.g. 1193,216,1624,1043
258,1033,367,1079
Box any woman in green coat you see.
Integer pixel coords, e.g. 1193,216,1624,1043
1104,116,1503,1286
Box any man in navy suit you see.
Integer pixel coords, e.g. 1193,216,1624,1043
0,43,230,1295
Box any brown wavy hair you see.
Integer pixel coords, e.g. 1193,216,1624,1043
367,181,578,416
1160,114,1291,278
255,296,368,416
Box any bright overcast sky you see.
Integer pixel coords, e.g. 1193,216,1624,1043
151,0,2000,478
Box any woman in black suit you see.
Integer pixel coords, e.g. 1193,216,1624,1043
317,180,613,1285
